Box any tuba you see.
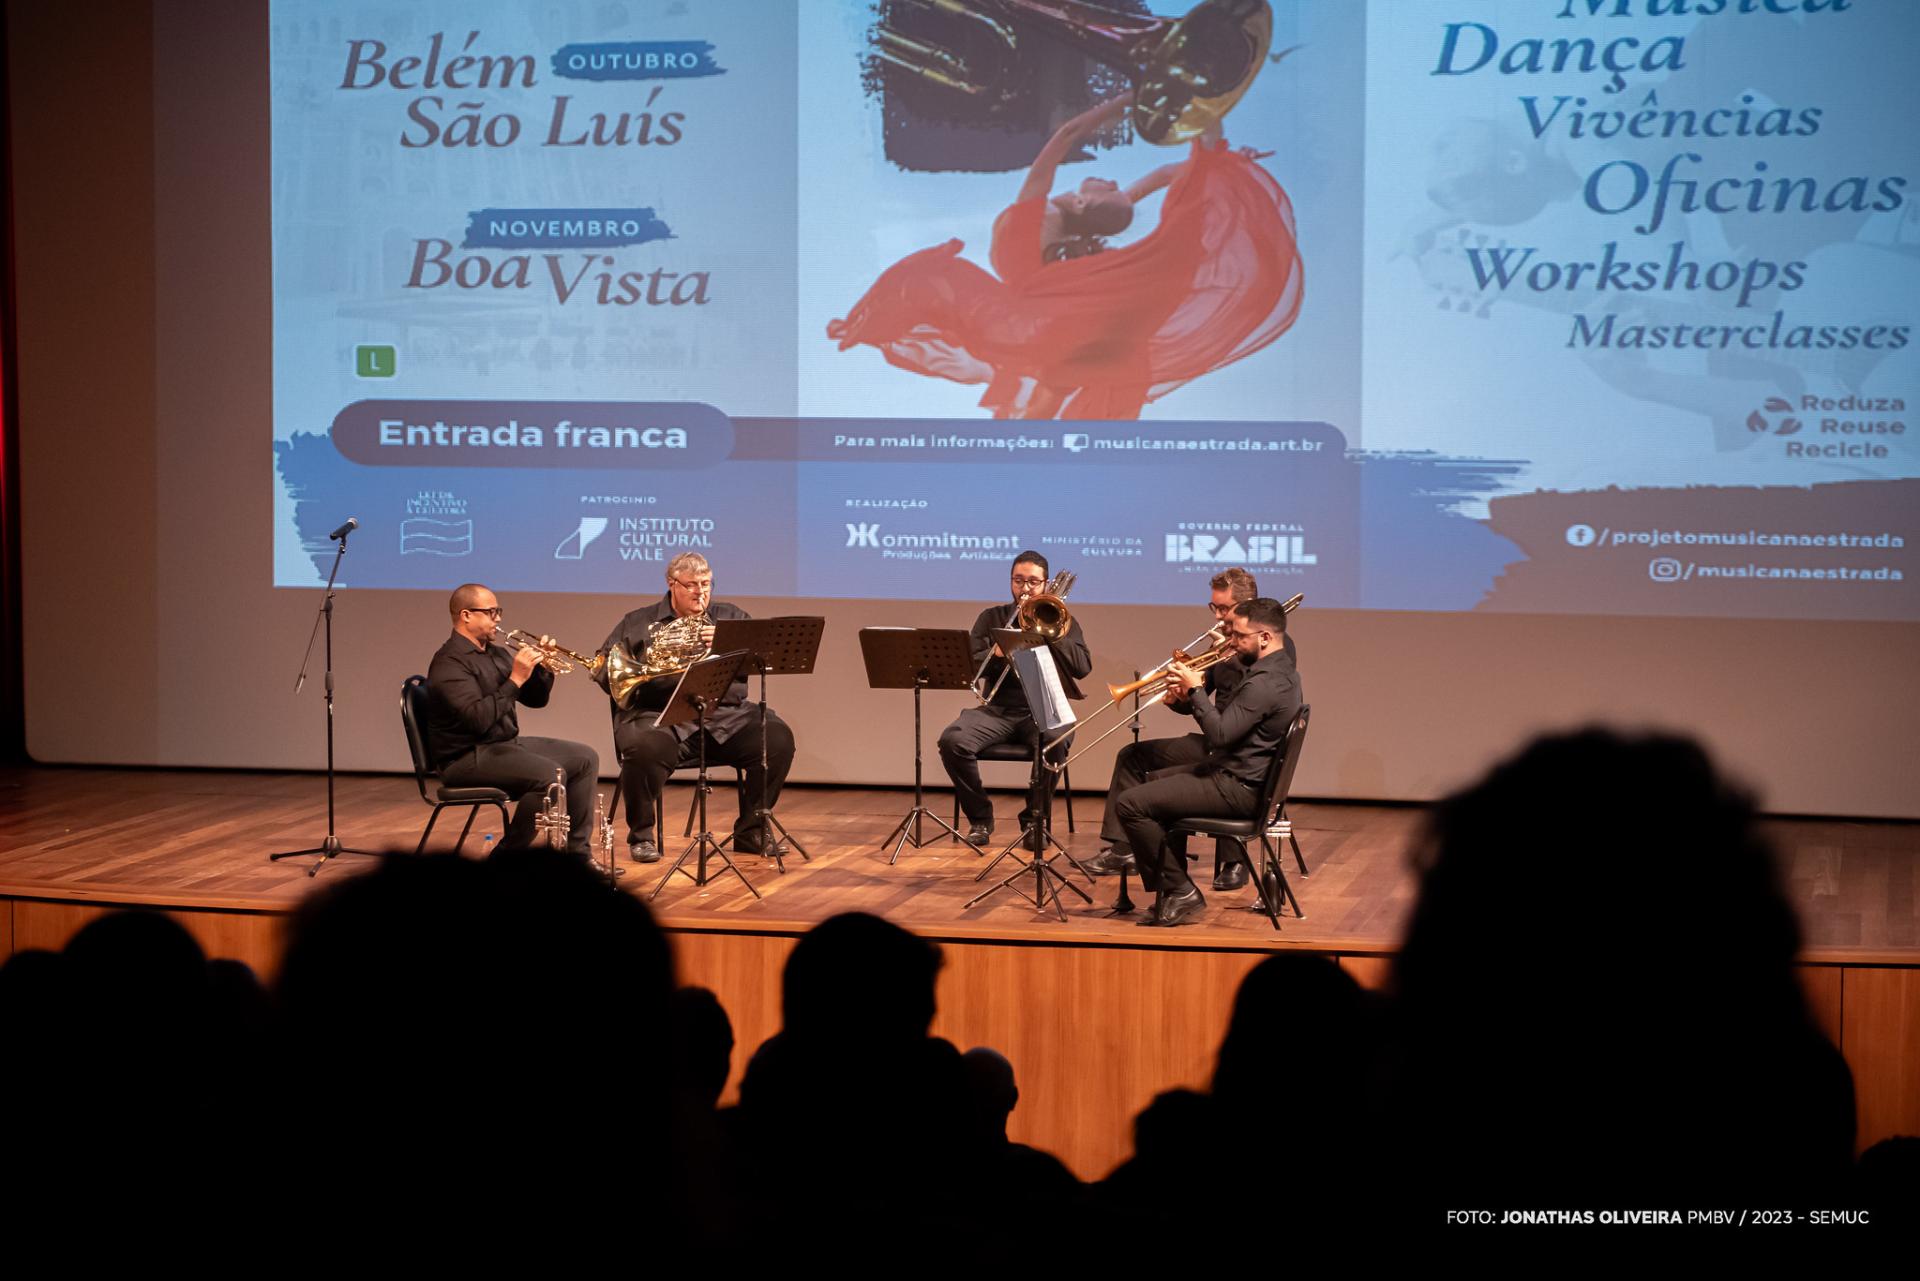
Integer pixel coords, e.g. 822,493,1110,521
874,0,1274,145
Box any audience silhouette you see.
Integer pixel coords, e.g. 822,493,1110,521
1,727,1907,1240
1386,729,1858,1206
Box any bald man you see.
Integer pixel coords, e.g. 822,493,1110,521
425,583,597,858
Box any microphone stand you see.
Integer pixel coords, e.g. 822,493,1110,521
271,527,378,877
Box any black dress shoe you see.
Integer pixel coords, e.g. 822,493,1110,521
629,838,661,864
965,821,994,847
1212,859,1249,891
1139,884,1207,927
1081,847,1137,876
733,831,788,858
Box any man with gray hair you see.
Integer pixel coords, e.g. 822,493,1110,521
595,554,796,863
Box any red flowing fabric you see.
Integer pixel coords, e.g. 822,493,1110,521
827,140,1303,420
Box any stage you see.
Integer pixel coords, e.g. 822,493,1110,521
2,765,1916,1178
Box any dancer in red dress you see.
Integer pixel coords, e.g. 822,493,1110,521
827,92,1303,420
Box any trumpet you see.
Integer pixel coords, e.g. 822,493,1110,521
1043,592,1302,771
874,0,1275,145
500,628,598,676
975,571,1076,705
532,767,571,851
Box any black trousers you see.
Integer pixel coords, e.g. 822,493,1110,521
1101,734,1238,868
1114,764,1259,895
613,710,795,844
937,705,1065,826
440,736,598,856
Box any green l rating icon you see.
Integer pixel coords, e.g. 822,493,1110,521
355,344,397,378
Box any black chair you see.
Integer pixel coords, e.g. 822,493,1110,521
949,740,1076,838
402,675,511,855
1168,704,1312,932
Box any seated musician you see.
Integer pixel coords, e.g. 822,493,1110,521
937,550,1092,846
1111,597,1302,928
426,583,598,857
1086,567,1297,890
596,553,796,863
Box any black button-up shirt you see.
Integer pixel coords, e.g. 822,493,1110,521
597,596,756,743
425,631,554,766
1172,628,1295,716
1189,647,1303,790
969,601,1092,715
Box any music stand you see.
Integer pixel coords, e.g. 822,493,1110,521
965,646,1094,921
1110,669,1144,916
859,627,976,863
710,616,823,872
648,649,757,901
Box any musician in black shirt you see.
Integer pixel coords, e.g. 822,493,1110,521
937,551,1092,845
1086,567,1297,890
595,553,796,863
426,583,598,857
1113,597,1301,927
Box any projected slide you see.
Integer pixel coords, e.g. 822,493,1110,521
272,0,1919,619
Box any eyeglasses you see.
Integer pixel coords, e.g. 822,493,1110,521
1208,602,1237,614
464,606,503,619
1011,576,1046,588
671,578,713,592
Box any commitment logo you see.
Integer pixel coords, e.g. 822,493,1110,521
845,523,1019,552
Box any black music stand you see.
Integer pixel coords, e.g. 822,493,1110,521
648,649,757,901
271,524,379,877
860,627,976,863
965,646,1094,921
711,616,824,872
1110,670,1144,916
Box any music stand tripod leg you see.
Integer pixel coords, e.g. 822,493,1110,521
740,650,807,870
884,676,966,863
650,697,761,901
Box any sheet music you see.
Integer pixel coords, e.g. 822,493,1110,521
1013,646,1076,734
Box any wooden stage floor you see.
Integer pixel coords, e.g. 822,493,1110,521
3,765,1917,1178
0,764,1913,961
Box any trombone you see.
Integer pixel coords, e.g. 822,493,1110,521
1042,592,1302,772
973,570,1076,705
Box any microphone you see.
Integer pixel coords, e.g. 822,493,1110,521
328,517,359,540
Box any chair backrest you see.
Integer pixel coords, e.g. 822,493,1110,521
400,675,438,799
1255,703,1312,822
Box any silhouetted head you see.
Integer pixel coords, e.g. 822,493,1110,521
962,1046,1019,1134
1213,954,1373,1103
673,986,735,1111
1390,728,1850,1197
782,912,943,1044
65,910,209,1022
279,850,672,1072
